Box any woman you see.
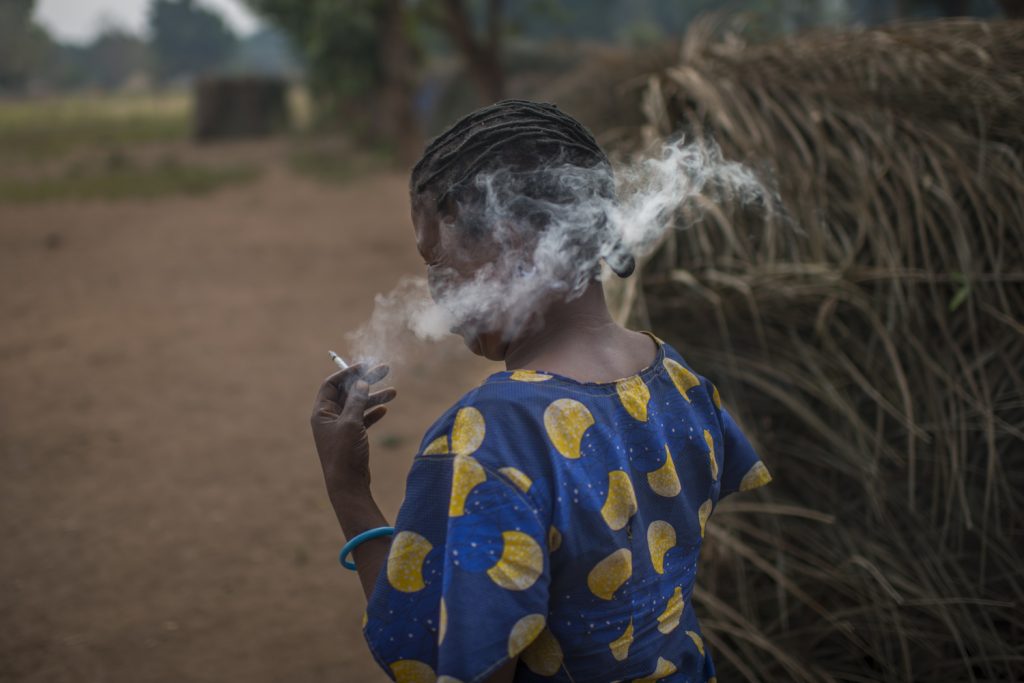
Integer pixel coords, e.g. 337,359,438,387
310,100,771,682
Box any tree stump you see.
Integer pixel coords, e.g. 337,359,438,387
193,76,289,141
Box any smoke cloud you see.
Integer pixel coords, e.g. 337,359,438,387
344,138,770,367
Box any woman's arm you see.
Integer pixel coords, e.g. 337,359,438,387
330,496,520,683
311,366,521,682
310,363,396,598
330,487,391,600
334,493,519,680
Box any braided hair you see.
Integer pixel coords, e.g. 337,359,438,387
410,100,635,278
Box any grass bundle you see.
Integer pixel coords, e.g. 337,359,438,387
622,17,1024,682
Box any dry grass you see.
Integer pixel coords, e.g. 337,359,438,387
0,92,191,160
619,17,1024,682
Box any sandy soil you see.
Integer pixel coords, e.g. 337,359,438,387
0,154,495,682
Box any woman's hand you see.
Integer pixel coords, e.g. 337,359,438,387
310,363,396,498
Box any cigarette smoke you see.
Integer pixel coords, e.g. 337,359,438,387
345,138,771,367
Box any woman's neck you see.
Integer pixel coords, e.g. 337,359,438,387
503,283,656,383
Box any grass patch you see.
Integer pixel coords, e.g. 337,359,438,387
0,92,190,160
0,155,259,203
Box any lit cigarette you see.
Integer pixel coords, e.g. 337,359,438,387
328,350,349,370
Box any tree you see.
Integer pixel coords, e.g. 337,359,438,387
149,0,237,82
1000,0,1024,16
247,0,421,158
0,0,51,92
425,0,506,103
85,27,151,89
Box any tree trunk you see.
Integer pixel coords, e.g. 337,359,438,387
936,0,970,15
440,0,505,104
375,0,421,163
999,0,1024,17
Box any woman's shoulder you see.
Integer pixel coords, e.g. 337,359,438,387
413,376,567,471
653,337,722,405
413,374,552,454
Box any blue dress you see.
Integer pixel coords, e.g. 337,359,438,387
363,336,772,683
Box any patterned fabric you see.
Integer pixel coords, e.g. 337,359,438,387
363,337,771,683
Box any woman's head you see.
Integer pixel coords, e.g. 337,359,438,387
409,100,635,359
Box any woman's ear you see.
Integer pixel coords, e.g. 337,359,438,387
619,255,636,278
607,252,635,278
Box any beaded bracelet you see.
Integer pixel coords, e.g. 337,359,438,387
339,526,395,570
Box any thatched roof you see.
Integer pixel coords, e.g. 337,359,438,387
624,17,1023,682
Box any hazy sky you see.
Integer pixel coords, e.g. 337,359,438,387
33,0,263,43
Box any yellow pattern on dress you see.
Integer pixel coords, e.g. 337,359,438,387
686,630,706,657
663,357,701,402
600,470,638,531
498,466,533,493
632,657,677,682
390,659,435,683
521,627,563,676
508,614,546,657
703,429,719,481
647,520,676,574
451,406,485,455
423,434,449,455
386,531,432,593
609,618,634,661
448,454,486,517
548,526,562,552
587,548,632,600
647,444,682,497
657,586,684,634
543,398,595,459
739,461,773,491
438,597,447,645
486,531,543,590
615,375,651,422
510,370,553,382
698,499,713,538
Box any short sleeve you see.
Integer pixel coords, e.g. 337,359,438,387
717,405,772,498
364,454,551,683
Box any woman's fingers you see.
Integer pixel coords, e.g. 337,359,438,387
360,364,390,385
312,363,391,419
313,401,341,421
363,405,388,429
315,362,365,406
339,380,370,423
366,387,397,409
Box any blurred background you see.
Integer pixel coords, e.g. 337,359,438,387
1,1,1021,682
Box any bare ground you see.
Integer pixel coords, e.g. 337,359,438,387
0,151,494,682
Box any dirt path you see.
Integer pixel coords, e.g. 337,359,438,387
0,160,494,682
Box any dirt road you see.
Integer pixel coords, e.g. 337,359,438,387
0,159,494,682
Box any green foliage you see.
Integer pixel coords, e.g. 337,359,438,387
220,27,303,78
247,0,385,121
79,28,151,89
0,0,51,92
149,0,238,82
